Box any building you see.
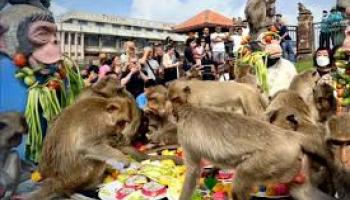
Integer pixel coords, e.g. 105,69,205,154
56,11,187,63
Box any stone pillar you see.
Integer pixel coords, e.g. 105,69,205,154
74,32,78,60
80,33,85,61
99,35,102,52
68,32,72,57
297,3,314,60
60,31,65,54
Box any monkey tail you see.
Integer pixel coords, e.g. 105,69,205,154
295,133,331,167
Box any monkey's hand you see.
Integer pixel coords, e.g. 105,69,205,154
106,159,130,170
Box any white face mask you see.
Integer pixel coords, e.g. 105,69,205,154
316,56,330,67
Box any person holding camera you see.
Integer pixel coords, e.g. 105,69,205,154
121,57,149,98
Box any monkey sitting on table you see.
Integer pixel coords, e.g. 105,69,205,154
0,112,27,200
168,86,331,200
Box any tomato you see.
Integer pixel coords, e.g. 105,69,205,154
13,53,27,68
265,36,273,44
47,80,61,90
270,26,278,32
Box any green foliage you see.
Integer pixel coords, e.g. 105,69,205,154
295,58,314,73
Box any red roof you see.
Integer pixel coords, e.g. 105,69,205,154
174,10,234,33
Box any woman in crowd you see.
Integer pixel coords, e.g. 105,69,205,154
183,37,196,72
162,45,181,83
98,53,112,79
121,41,138,71
314,47,334,85
111,56,123,79
193,37,204,68
121,57,149,98
139,46,160,82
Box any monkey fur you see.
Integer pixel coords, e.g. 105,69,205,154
0,112,27,199
172,104,331,200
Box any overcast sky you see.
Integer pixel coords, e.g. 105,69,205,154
52,0,336,25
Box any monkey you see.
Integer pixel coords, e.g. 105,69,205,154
289,69,325,122
313,82,336,122
76,76,181,164
25,96,135,199
76,75,141,140
169,103,331,200
265,90,335,193
245,0,277,40
167,80,267,118
337,0,350,13
0,112,27,199
7,0,50,9
234,62,258,89
290,114,350,200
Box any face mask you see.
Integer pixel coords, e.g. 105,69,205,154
267,57,280,67
316,56,330,67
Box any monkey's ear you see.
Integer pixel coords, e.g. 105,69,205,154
0,121,7,130
286,114,299,131
183,86,191,94
106,102,121,113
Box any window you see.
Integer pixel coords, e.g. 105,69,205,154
146,28,153,32
96,22,104,27
79,20,88,26
112,24,121,29
125,26,132,30
85,34,99,47
64,32,69,45
134,26,141,31
102,36,116,48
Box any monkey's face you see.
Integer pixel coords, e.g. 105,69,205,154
0,112,27,150
145,86,172,118
106,98,132,135
28,20,61,64
313,83,336,113
167,84,190,109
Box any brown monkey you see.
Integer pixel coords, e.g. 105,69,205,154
167,80,267,118
289,69,323,122
77,75,141,140
291,115,350,200
0,112,27,199
171,104,330,200
28,97,133,200
313,83,336,122
234,63,258,88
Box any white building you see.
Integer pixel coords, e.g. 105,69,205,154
56,11,187,63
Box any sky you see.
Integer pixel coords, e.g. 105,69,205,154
52,0,336,25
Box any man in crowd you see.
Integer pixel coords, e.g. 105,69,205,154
276,19,296,63
201,27,211,50
320,10,330,49
211,26,226,69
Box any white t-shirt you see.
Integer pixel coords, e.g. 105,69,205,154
210,32,226,52
267,58,297,97
242,27,250,37
232,35,243,52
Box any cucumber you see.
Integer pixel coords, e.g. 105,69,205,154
24,76,36,86
15,72,25,79
22,67,34,76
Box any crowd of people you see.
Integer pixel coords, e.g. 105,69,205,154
80,14,299,107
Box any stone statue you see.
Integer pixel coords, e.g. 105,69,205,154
245,0,277,40
298,2,311,14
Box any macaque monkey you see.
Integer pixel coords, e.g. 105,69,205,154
27,97,133,199
289,70,325,122
167,80,267,118
77,75,141,140
0,112,27,199
313,83,336,122
170,104,330,200
291,115,350,200
234,63,258,88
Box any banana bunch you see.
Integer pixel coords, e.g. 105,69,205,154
15,67,37,87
